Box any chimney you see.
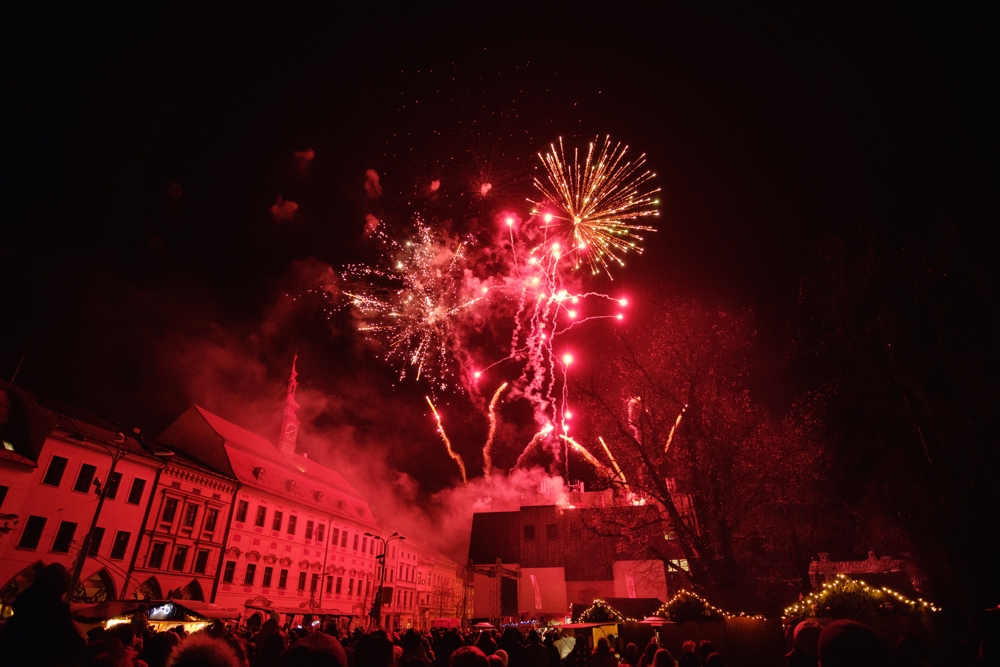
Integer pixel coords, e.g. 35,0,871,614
278,355,301,455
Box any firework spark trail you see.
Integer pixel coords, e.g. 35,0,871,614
530,135,660,277
598,436,628,490
514,425,553,469
425,396,467,484
559,435,609,474
341,134,658,477
481,382,508,480
664,406,686,454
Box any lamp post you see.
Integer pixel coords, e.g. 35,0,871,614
365,531,405,629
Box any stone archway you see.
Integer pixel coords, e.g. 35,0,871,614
133,576,163,600
76,568,115,603
0,561,45,618
181,579,205,601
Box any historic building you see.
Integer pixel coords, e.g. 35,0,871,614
154,363,382,626
0,384,164,614
129,448,239,603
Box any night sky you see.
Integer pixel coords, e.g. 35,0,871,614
3,5,997,500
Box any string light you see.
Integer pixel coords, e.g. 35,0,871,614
782,574,941,618
654,590,766,621
577,592,766,624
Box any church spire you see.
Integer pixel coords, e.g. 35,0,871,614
278,354,300,455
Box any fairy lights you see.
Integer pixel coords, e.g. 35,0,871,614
782,574,940,618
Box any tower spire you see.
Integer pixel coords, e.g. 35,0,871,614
278,354,300,455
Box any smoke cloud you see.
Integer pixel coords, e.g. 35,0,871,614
364,169,382,198
271,195,299,222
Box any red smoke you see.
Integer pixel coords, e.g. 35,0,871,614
271,195,299,222
364,169,382,198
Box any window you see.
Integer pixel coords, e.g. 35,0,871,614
668,559,691,572
244,563,257,586
348,578,354,596
42,456,68,486
262,566,273,588
126,479,146,505
272,511,283,531
104,472,122,500
235,500,248,523
255,505,267,528
361,536,367,553
194,550,210,574
162,498,179,523
89,527,105,556
278,569,288,589
523,524,536,539
311,573,319,592
365,580,370,597
331,528,340,545
183,504,199,528
335,577,343,594
341,531,348,548
353,534,359,551
51,521,78,553
0,485,8,509
546,523,558,539
326,576,333,594
149,542,167,568
223,561,236,584
287,515,297,536
172,545,188,571
110,531,131,559
18,516,46,549
297,572,307,591
73,464,97,493
317,524,325,542
204,508,219,533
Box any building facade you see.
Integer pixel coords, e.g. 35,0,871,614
0,385,163,614
156,405,382,626
130,451,239,602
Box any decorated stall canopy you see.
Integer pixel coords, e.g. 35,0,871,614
783,574,940,619
575,592,766,626
72,600,240,633
573,597,665,624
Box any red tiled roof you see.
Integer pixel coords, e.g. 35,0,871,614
159,406,377,527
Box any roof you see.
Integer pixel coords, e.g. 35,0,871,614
157,406,378,527
1,384,151,463
572,597,665,622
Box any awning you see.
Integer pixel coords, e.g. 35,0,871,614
71,600,238,623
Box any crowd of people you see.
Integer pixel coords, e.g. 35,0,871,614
1,564,997,667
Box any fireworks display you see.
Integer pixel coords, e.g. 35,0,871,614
341,134,660,480
530,135,660,277
342,223,483,392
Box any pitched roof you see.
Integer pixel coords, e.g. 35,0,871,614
572,597,665,622
1,383,149,462
157,405,378,527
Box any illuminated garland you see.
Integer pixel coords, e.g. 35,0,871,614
578,598,629,623
578,592,765,625
783,574,940,619
653,590,766,622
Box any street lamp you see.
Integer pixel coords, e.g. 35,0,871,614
365,531,405,629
